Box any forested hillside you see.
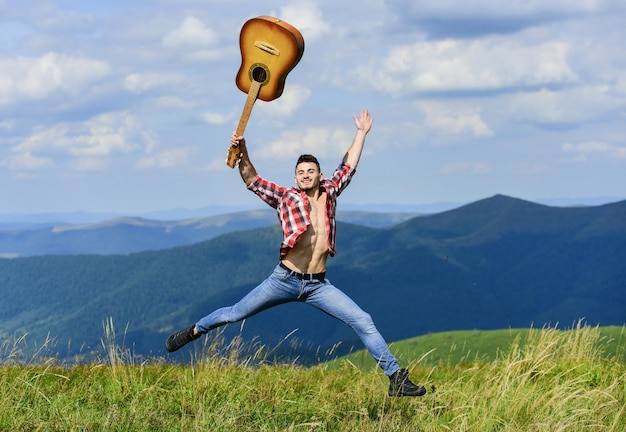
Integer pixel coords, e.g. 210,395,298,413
1,195,624,362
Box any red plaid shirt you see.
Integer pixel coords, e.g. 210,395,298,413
248,162,355,258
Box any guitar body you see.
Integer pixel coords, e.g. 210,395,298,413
236,16,305,102
227,16,305,168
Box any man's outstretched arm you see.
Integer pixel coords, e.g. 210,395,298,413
343,109,374,169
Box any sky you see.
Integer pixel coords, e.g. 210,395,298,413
1,0,625,216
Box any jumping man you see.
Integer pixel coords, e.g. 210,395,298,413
166,110,426,397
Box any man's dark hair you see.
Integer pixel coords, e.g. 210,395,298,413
295,154,320,172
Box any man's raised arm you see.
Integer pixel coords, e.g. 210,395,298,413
343,109,374,169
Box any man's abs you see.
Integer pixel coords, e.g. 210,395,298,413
283,237,329,274
282,198,329,273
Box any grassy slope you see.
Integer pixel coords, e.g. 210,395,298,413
1,325,625,431
334,325,626,369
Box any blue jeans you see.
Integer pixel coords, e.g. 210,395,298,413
196,263,399,376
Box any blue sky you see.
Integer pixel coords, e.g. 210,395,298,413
1,0,625,215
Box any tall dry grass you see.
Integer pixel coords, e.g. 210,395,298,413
0,321,624,431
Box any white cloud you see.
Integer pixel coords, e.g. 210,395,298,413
34,8,95,32
9,112,158,171
0,119,16,130
562,141,613,153
391,0,624,25
183,49,224,62
162,16,217,49
206,156,227,172
74,112,148,156
136,148,189,169
1,151,52,170
431,0,580,14
508,86,621,125
202,111,233,125
280,1,331,41
256,84,311,118
416,100,494,137
0,52,110,104
256,127,353,160
70,157,110,171
156,96,194,109
561,140,626,160
220,85,310,132
124,72,185,94
615,71,626,96
352,38,576,95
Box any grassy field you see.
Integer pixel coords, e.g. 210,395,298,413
1,322,624,431
334,325,626,368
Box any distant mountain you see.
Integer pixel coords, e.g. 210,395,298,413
0,203,439,228
0,205,263,227
0,194,624,363
0,210,277,257
2,195,622,227
0,210,419,257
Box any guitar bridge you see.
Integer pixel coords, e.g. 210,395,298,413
255,41,280,56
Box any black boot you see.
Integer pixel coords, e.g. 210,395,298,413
389,368,426,397
166,325,201,352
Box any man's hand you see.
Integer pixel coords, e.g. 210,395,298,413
231,131,258,185
231,132,246,151
353,109,374,135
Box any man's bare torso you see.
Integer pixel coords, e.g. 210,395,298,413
282,192,329,274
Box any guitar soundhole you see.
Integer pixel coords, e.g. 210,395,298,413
250,64,269,85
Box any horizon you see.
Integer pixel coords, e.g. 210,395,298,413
1,194,624,226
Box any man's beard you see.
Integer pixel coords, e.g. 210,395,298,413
298,179,317,191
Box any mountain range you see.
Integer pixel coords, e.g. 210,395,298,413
0,210,418,257
0,194,624,364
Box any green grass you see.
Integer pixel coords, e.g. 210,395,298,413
334,325,626,369
1,322,625,431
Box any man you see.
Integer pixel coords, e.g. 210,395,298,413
166,110,426,397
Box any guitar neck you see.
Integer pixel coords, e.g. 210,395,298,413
236,80,262,136
226,80,262,168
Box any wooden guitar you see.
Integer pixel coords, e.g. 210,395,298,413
226,16,305,168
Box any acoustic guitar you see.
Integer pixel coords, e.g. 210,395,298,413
226,16,305,168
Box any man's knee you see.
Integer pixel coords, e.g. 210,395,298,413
352,311,377,333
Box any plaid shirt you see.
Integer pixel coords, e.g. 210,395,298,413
248,162,355,258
